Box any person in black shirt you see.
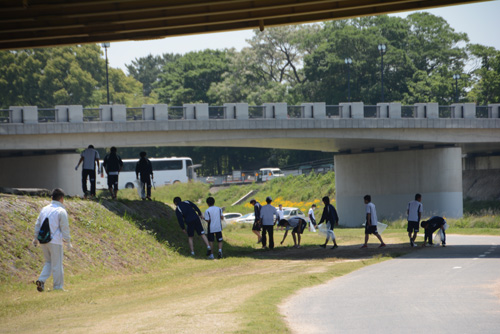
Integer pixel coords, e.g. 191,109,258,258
421,216,447,247
135,151,153,201
102,147,123,199
249,199,262,244
318,196,340,249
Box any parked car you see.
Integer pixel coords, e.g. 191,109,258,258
282,207,306,221
206,176,215,184
235,213,255,224
223,212,242,224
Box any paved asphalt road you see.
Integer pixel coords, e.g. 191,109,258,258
282,235,500,334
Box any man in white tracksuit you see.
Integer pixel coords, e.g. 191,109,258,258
33,188,72,292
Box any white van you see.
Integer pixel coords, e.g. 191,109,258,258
97,157,199,189
258,167,285,182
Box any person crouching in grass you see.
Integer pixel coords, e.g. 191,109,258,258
279,217,307,248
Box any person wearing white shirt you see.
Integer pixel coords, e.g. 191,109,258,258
308,204,317,231
204,197,224,259
75,144,100,198
260,196,278,249
407,194,423,247
360,195,386,249
276,204,285,231
33,188,72,292
278,217,307,248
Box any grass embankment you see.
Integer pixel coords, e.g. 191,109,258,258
1,172,499,333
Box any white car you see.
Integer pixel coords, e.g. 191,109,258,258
223,212,242,223
282,207,306,221
235,213,255,224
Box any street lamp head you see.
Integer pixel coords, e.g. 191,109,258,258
101,42,110,48
344,58,352,64
378,44,386,54
453,74,460,80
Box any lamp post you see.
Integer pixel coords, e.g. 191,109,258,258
344,58,352,102
378,44,386,102
453,74,460,103
101,42,110,104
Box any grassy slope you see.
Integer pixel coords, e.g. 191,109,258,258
1,172,499,333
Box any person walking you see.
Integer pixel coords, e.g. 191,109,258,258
75,144,100,198
279,217,307,248
102,146,123,199
407,193,423,247
260,196,278,250
174,196,213,258
33,188,71,292
204,197,225,259
361,195,386,248
318,196,339,249
250,199,262,244
135,151,153,201
308,203,317,232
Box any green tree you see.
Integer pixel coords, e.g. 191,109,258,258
467,44,500,104
155,50,229,105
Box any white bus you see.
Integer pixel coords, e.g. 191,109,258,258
96,157,199,189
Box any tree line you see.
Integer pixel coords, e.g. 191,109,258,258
2,13,499,175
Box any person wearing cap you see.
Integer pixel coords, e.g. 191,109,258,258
318,196,340,249
278,217,307,248
421,216,447,247
249,199,262,244
259,196,278,249
75,144,100,198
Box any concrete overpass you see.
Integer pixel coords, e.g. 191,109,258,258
1,101,499,226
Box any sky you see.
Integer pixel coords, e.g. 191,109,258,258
107,0,500,73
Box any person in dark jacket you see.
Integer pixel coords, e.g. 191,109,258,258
102,146,123,199
421,216,447,247
135,151,153,201
318,196,340,249
174,197,213,258
249,199,262,244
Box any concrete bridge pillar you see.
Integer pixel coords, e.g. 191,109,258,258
302,103,326,119
334,147,463,227
223,103,249,119
488,104,500,118
415,103,439,118
263,103,287,119
9,106,38,123
184,103,208,120
55,105,83,123
378,103,402,118
339,102,363,118
451,103,475,119
0,153,81,196
100,105,126,122
142,104,168,121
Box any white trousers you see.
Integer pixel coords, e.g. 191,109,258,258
39,243,64,290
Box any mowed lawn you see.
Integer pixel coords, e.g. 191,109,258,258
1,226,417,334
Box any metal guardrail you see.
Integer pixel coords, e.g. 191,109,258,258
2,104,498,123
209,106,225,119
248,105,265,119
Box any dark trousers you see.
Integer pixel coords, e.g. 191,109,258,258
262,225,274,249
82,169,96,196
140,176,152,198
425,227,446,244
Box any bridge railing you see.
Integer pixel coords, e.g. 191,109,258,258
0,109,10,123
3,102,500,124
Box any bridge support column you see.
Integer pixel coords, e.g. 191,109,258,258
100,105,126,122
335,147,463,227
0,153,81,196
339,102,363,118
488,104,500,118
263,103,287,119
9,106,38,123
223,103,249,119
302,103,326,119
451,103,475,118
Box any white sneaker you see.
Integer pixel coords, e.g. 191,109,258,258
208,254,214,259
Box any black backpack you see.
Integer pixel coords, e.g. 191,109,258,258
37,217,52,244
